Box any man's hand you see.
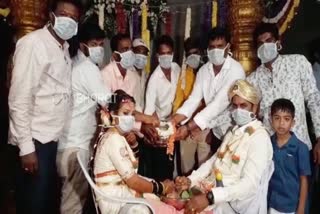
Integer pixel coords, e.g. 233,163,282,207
162,179,175,194
144,115,160,127
313,138,320,165
184,194,209,214
125,132,137,146
141,123,159,143
189,126,202,140
21,152,38,175
171,113,187,126
175,176,191,192
175,125,189,141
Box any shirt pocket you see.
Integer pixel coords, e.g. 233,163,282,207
284,152,298,176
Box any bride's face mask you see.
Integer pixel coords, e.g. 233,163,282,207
112,99,136,133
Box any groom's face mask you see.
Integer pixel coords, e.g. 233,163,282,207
231,95,256,126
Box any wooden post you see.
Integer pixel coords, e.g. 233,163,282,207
228,0,264,75
10,0,48,39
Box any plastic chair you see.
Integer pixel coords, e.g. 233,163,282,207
77,150,155,214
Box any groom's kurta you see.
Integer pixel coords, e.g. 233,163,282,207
188,120,273,213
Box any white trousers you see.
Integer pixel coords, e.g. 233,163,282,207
56,147,89,214
179,129,212,175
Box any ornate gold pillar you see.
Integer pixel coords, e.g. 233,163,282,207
10,0,48,39
228,0,264,75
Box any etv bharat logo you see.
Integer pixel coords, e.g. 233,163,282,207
52,93,117,105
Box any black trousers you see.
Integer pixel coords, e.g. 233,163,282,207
14,140,58,214
138,140,174,181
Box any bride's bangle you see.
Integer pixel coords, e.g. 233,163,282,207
151,180,163,195
160,182,166,195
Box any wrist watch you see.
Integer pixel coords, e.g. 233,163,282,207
206,191,214,205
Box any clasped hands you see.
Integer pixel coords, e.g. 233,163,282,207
141,115,201,145
162,177,210,214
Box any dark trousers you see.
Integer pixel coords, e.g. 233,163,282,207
15,140,58,214
138,141,174,181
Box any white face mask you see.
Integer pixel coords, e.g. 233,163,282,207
231,108,255,126
257,42,278,64
115,50,135,69
207,45,228,65
52,13,78,40
112,115,135,133
186,54,201,69
134,54,148,69
86,45,104,65
159,54,173,69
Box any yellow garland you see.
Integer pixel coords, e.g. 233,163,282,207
141,2,151,73
279,0,300,35
211,0,218,28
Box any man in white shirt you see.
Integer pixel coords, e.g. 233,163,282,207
143,35,181,180
57,23,111,214
247,23,320,164
101,34,158,151
132,38,149,111
8,0,81,213
172,27,245,147
176,80,273,214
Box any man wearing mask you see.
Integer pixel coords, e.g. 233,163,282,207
172,27,245,147
247,23,320,165
132,38,149,111
175,80,273,214
101,34,139,107
57,23,110,214
144,35,181,180
8,0,81,213
171,37,211,175
101,34,158,154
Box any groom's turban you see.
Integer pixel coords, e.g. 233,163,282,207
228,80,261,105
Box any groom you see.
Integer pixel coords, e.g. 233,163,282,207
175,80,273,214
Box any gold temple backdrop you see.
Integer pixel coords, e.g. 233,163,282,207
10,0,48,39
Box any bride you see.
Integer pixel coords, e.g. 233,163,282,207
92,89,185,214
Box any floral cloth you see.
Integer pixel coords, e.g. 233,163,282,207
247,54,320,149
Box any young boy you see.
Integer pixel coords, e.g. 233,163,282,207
269,98,311,214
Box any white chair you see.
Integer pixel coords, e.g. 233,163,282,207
77,151,155,214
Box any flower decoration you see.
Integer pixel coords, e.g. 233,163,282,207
231,154,240,164
217,151,225,159
261,0,300,35
91,0,168,37
244,126,255,135
214,169,223,181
